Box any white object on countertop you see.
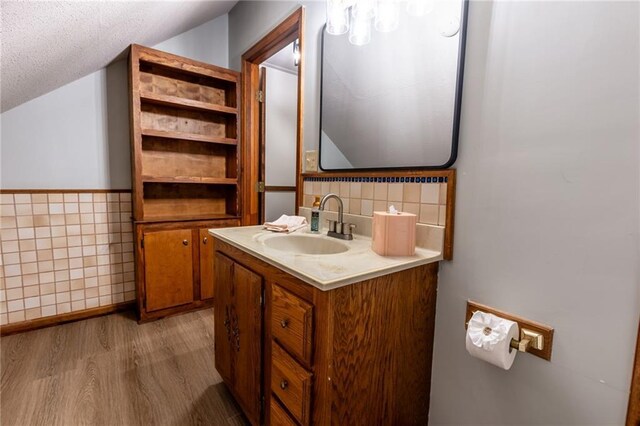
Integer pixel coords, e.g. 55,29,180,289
465,310,519,370
264,215,308,233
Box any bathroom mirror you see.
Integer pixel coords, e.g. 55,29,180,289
319,0,468,170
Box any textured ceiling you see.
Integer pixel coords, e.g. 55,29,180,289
1,0,238,112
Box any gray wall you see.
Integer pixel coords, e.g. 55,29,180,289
229,1,639,423
431,2,639,424
229,0,325,161
0,14,229,189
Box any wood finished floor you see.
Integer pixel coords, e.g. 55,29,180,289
1,309,249,426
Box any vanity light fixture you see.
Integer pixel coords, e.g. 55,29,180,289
326,0,460,45
326,0,350,35
293,39,301,66
375,0,400,32
349,11,373,45
406,0,434,17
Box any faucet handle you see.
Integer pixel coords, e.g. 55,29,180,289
343,223,356,236
326,219,337,232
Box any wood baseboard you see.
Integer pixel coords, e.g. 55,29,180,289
0,301,136,336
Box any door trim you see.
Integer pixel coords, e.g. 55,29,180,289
241,7,305,225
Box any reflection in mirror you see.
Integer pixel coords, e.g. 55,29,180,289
319,0,468,170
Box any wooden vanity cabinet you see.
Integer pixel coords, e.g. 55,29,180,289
213,238,439,426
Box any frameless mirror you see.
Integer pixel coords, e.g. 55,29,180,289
319,0,468,170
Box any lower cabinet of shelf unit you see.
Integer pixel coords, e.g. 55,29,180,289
199,228,215,299
136,219,239,320
143,228,194,312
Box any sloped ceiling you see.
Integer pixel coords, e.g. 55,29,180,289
1,0,238,112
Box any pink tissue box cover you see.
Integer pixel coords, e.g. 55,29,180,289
372,211,417,256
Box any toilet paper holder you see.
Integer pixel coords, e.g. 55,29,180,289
466,300,554,361
508,328,544,353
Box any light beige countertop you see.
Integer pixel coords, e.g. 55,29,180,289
209,225,442,291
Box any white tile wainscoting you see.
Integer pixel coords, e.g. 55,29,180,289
0,191,135,326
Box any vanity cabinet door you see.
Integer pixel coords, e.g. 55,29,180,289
214,252,234,385
199,228,214,300
143,229,194,312
213,252,264,425
232,262,263,425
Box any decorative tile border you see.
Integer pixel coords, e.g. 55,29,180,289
302,175,448,226
0,191,135,326
304,176,448,183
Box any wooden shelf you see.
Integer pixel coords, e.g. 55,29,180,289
141,129,237,146
135,44,240,84
142,176,237,185
140,91,237,116
136,213,240,224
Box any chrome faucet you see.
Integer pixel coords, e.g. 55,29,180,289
319,193,355,240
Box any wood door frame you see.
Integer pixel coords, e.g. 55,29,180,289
241,7,305,225
628,320,640,425
258,66,267,223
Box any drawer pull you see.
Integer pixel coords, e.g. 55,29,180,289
182,239,189,246
280,380,288,390
280,319,289,328
203,237,208,244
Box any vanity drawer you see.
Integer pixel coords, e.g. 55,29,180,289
271,284,314,365
270,397,298,426
271,343,312,426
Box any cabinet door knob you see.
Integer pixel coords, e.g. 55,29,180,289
280,380,288,390
183,240,189,246
280,319,289,328
203,237,208,244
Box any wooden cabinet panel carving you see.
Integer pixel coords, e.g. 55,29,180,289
214,252,234,384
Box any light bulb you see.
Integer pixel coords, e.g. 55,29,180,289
406,0,435,17
326,0,350,35
375,0,399,33
349,13,372,45
352,0,376,19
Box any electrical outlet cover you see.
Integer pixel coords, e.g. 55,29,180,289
305,150,318,172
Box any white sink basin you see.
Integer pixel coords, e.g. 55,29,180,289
263,234,349,255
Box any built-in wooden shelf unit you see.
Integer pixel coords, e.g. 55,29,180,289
129,44,241,322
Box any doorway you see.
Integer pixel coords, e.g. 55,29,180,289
240,8,304,225
259,42,300,222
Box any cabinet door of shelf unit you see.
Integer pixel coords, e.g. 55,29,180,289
143,229,194,312
199,228,214,300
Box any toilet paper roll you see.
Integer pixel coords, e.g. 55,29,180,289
465,311,519,370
